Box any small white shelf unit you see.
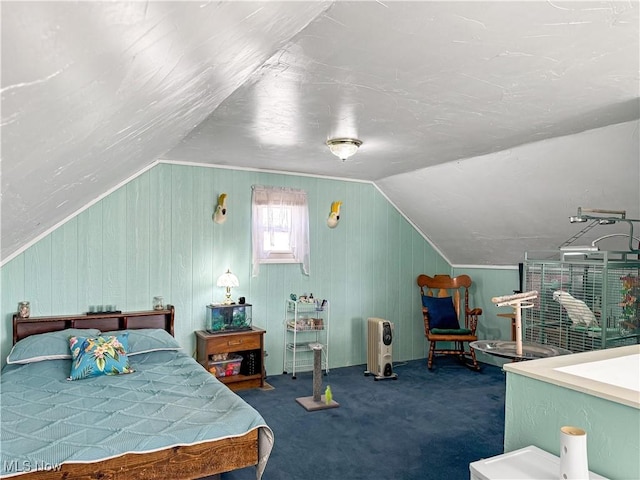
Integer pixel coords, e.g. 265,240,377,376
283,298,329,379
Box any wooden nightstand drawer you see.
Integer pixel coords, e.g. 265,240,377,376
207,332,261,353
195,328,266,391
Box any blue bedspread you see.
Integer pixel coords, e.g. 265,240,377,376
1,349,273,478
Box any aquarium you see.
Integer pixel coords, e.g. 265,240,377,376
206,303,252,333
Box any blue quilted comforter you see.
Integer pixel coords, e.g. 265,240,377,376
1,349,273,478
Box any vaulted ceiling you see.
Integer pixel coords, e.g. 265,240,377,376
2,1,639,266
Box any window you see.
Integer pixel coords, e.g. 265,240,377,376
251,185,310,276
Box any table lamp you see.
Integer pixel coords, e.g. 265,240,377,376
217,269,239,305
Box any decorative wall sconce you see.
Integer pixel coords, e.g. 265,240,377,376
326,138,362,161
327,201,342,228
213,193,228,224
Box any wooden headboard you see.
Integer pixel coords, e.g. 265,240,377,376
12,305,175,345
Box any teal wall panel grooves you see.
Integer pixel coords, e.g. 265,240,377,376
1,164,514,373
453,265,520,367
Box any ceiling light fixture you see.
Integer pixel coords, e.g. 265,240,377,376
326,138,362,161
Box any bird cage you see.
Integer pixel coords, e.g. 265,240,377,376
523,250,640,353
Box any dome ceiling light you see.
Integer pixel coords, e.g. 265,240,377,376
326,138,362,161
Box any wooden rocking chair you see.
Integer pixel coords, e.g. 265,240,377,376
417,274,482,370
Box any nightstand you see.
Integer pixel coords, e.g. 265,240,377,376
195,328,266,391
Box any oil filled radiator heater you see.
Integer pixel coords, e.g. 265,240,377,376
365,318,398,380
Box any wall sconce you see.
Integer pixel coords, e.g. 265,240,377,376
217,269,239,305
213,193,228,224
327,201,342,228
326,138,362,161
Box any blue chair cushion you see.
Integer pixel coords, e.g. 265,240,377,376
421,295,460,330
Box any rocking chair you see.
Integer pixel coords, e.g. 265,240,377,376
417,274,481,370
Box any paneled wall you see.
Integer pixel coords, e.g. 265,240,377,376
454,266,520,367
2,163,459,373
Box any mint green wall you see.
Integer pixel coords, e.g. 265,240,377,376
504,373,639,479
1,163,457,374
453,266,520,367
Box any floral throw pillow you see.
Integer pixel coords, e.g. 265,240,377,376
68,333,134,381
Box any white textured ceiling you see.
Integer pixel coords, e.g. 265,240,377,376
2,1,639,266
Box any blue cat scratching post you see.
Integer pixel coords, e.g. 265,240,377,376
296,344,339,411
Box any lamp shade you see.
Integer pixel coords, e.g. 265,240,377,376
217,269,239,305
217,270,239,288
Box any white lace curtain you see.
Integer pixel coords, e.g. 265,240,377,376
251,185,310,277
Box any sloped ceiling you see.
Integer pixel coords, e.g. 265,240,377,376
2,1,639,266
1,1,332,262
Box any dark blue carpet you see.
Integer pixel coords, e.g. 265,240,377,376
222,358,505,480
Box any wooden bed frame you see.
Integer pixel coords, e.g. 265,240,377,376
9,307,260,480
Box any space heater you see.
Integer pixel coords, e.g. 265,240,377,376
365,318,398,380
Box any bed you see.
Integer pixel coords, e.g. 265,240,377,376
1,306,273,480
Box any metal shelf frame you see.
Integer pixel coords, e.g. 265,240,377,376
283,299,329,378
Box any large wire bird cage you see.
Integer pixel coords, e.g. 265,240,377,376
523,251,640,352
522,207,640,353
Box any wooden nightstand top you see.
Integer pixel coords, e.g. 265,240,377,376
195,327,265,339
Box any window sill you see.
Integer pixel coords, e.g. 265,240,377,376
259,258,301,264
